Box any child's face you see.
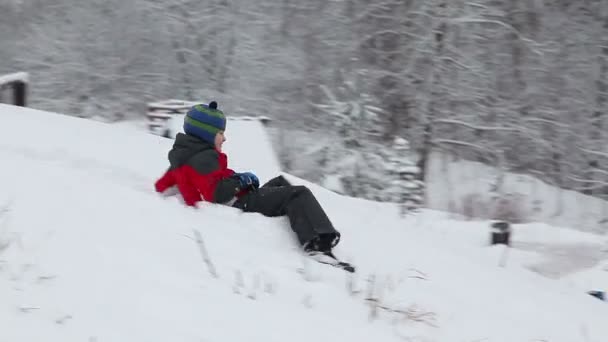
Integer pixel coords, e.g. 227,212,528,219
215,131,226,151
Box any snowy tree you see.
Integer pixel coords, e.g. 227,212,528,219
314,70,383,146
311,69,385,199
385,137,425,215
2,0,608,203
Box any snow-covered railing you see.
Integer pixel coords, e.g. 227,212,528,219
147,99,193,133
0,72,29,107
146,99,271,135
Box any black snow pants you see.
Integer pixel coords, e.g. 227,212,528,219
232,175,340,250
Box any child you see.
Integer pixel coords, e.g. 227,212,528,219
154,101,342,257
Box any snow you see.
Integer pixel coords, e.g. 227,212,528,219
147,99,199,110
321,174,345,193
426,151,608,233
0,72,29,85
399,165,421,174
0,103,607,342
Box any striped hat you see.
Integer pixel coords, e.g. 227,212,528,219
183,101,226,144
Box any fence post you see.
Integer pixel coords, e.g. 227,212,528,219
14,81,27,106
0,72,29,107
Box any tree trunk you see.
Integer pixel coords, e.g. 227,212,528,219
419,0,447,182
586,3,608,195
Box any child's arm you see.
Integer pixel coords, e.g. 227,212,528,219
154,167,176,193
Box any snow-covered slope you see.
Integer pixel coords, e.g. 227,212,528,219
0,104,607,342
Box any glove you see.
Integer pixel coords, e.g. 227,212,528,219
234,172,259,190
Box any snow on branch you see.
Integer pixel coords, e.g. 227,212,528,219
353,1,405,21
567,176,608,185
579,147,608,159
359,31,427,48
434,118,521,132
466,2,489,10
504,124,554,149
522,116,570,129
449,17,545,55
588,168,608,177
433,119,553,152
407,10,434,20
567,176,608,191
433,139,498,156
438,56,476,70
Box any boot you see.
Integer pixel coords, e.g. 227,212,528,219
303,232,340,253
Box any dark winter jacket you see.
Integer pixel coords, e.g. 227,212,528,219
154,133,243,206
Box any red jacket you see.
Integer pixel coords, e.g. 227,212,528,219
154,133,243,207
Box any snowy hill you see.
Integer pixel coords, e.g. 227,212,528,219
1,104,607,342
426,151,608,234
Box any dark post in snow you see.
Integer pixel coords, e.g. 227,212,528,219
14,81,27,107
490,221,511,246
0,72,29,107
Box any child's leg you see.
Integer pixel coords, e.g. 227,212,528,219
234,185,339,249
260,175,291,188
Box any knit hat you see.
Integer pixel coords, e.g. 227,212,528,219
183,101,226,144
